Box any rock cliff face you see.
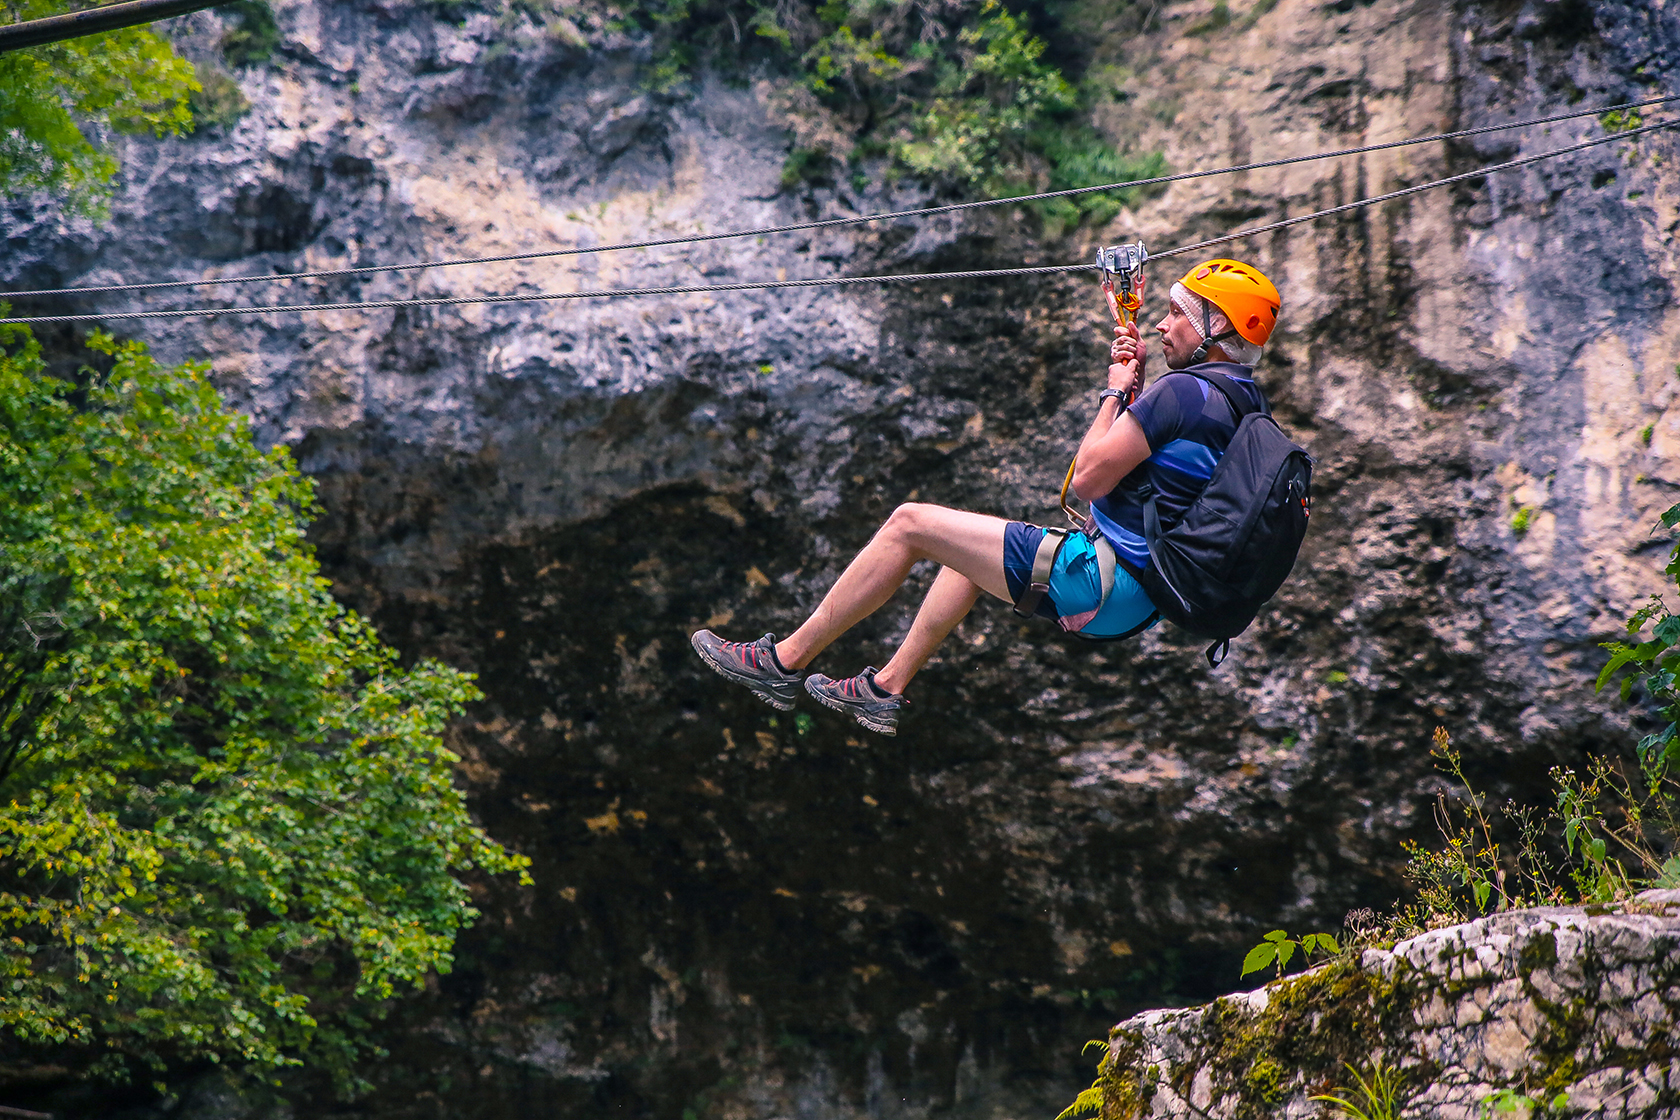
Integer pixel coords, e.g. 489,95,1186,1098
1098,890,1680,1119
5,0,1680,1115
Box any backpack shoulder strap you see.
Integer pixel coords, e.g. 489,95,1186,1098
1178,368,1270,421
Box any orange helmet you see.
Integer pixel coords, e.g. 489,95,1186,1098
1178,259,1281,346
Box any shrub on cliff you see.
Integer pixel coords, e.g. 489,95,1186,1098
592,0,1163,225
0,325,530,1094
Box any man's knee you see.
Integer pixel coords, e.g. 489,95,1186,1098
883,502,940,542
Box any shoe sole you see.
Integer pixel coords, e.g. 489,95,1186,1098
691,632,797,711
805,678,898,737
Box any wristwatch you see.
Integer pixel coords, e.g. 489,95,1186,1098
1098,388,1129,407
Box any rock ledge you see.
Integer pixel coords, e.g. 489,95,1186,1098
1101,891,1680,1119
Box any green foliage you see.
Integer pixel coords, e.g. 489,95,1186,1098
1597,508,1680,781
1239,929,1339,980
188,63,251,134
781,145,830,188
1511,506,1534,535
600,0,1163,225
1402,725,1668,926
218,0,281,68
1053,1038,1108,1120
1400,726,1537,922
1185,0,1230,36
0,0,198,217
1600,107,1643,133
1640,424,1655,445
1244,1057,1284,1105
1481,1087,1569,1117
1029,134,1167,236
1309,1058,1407,1120
893,2,1077,191
0,326,530,1092
1397,726,1633,925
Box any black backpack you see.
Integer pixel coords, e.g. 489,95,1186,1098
1123,369,1312,666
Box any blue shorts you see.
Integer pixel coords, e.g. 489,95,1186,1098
1002,522,1160,639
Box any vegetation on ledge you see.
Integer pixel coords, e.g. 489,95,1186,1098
481,0,1167,231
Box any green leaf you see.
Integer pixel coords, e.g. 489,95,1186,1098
1053,1084,1104,1120
1307,1093,1371,1120
1262,929,1288,942
1240,943,1276,978
1597,643,1642,691
1655,616,1680,646
1473,879,1492,912
1589,837,1607,863
1275,940,1296,971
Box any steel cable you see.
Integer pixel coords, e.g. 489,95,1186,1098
5,91,1678,303
0,264,1096,323
2,116,1674,326
1152,115,1679,260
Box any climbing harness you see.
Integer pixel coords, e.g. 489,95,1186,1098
1010,524,1119,629
5,94,1679,306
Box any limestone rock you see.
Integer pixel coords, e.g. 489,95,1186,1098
1101,892,1680,1119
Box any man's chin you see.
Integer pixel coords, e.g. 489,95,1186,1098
1163,354,1192,370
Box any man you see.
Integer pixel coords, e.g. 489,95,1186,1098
690,258,1283,736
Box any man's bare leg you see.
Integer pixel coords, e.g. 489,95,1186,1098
775,503,1011,673
873,566,982,694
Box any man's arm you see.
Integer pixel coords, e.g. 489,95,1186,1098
1072,322,1155,501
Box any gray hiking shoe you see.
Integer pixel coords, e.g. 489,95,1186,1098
690,630,803,711
804,667,904,736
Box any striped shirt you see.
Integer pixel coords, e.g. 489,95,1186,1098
1090,362,1266,569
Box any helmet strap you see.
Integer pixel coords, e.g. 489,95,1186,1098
1190,295,1233,363
1190,327,1240,364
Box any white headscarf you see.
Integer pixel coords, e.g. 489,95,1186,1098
1170,282,1263,366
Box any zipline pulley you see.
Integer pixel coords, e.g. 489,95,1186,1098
1096,241,1148,330
1060,241,1148,529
